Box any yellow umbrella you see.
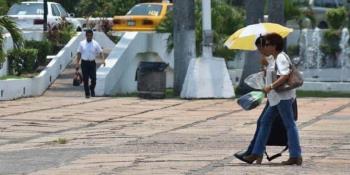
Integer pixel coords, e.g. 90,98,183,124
224,23,293,50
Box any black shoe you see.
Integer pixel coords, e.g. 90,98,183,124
234,150,250,163
90,88,95,97
242,154,263,164
85,95,90,98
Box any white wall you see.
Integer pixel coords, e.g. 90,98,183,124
96,32,174,96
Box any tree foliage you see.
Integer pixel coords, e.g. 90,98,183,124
0,0,8,15
0,16,23,64
157,0,244,61
76,0,141,17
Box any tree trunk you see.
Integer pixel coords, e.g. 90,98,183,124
236,0,265,95
268,0,286,51
173,0,196,96
268,0,285,24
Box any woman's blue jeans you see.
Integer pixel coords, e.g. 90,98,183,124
252,99,302,158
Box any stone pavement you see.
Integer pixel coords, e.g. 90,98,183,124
0,96,350,175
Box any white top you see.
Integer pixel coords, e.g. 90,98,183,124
77,39,103,61
265,52,296,106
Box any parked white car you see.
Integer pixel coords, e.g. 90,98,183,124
6,1,82,31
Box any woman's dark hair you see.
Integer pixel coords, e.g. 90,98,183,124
265,33,284,52
255,35,267,48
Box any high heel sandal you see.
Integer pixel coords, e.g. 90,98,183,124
242,154,263,164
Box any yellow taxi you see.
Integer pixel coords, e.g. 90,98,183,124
112,1,173,31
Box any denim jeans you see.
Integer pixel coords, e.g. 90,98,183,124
252,99,302,158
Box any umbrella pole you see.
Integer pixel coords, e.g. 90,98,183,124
202,0,213,59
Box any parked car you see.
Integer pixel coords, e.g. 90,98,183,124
309,0,348,28
112,1,173,31
6,1,82,31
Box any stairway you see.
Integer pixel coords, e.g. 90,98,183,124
44,50,109,97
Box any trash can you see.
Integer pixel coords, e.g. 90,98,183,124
136,61,168,99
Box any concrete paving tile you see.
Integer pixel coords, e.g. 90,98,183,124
1,98,350,174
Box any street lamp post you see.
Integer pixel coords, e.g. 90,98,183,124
43,0,48,31
180,0,235,99
202,0,213,59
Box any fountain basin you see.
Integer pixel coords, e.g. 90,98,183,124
300,81,350,92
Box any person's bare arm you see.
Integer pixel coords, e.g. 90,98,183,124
263,75,289,93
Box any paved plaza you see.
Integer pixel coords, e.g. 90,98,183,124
0,95,350,175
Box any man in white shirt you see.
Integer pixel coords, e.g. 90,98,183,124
76,29,105,98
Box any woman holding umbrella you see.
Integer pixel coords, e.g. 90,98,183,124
241,33,302,165
234,35,298,164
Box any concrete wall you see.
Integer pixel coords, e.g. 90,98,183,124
96,32,174,96
0,32,115,100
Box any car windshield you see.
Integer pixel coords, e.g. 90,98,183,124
126,4,162,16
7,3,44,15
57,4,68,17
314,0,343,7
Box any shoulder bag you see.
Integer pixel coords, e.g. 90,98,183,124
272,53,303,92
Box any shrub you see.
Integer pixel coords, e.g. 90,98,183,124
24,40,52,66
326,7,347,29
7,48,38,75
58,23,75,45
46,19,76,54
320,30,341,56
0,0,8,16
287,45,300,57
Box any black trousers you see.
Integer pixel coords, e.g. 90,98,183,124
81,60,96,96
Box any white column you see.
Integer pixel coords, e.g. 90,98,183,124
202,0,213,59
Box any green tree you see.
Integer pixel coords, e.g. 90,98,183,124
157,0,244,60
0,16,23,64
225,0,244,6
76,0,139,17
52,0,81,14
0,0,8,15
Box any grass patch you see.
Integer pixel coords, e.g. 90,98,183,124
113,92,138,97
165,88,179,99
0,73,39,80
297,90,350,98
0,75,27,80
113,89,180,99
53,138,67,144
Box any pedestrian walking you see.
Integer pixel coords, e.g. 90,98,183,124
235,35,299,164
241,33,303,165
76,29,105,98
